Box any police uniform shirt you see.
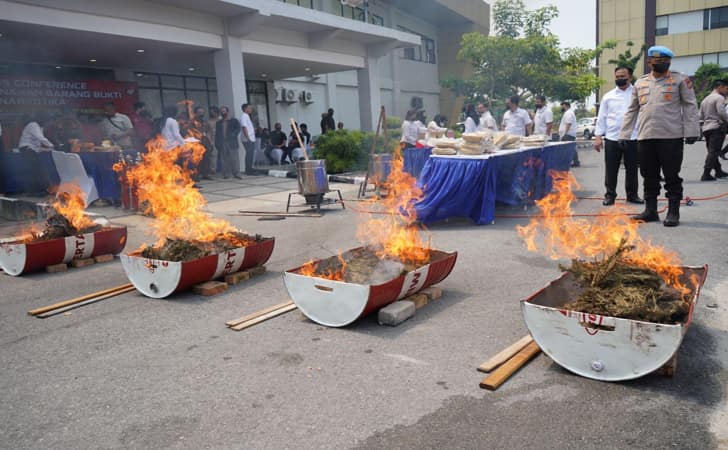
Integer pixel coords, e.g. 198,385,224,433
619,71,700,141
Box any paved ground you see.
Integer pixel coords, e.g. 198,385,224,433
1,142,727,449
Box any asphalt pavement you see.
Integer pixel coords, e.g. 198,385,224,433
1,141,727,449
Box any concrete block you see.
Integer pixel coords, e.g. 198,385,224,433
193,281,228,296
420,286,443,301
224,270,250,285
378,300,416,326
45,263,68,273
70,258,95,268
408,293,429,309
93,254,115,263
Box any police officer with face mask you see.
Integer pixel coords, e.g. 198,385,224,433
619,46,700,227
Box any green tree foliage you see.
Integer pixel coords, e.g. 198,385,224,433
442,0,615,111
693,63,724,103
607,40,646,74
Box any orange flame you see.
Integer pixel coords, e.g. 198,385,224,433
357,146,431,265
116,132,236,247
298,254,347,280
52,183,96,231
516,171,693,293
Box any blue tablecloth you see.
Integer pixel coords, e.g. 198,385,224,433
415,142,576,225
403,147,432,178
0,151,59,194
0,151,126,201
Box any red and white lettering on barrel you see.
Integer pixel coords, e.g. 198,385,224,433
63,234,94,262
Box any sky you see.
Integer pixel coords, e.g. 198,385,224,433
494,0,598,50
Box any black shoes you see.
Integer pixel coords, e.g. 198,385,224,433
715,170,728,179
602,197,615,206
631,198,660,223
701,170,716,181
663,200,680,227
626,196,644,204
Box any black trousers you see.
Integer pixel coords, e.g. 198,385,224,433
560,134,578,163
638,139,683,201
604,139,638,199
19,147,52,194
703,129,726,172
243,141,256,173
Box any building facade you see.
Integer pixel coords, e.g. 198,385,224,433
0,0,489,144
598,0,728,86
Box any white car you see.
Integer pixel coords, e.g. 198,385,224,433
576,117,597,140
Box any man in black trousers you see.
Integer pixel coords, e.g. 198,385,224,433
619,46,700,227
593,65,643,206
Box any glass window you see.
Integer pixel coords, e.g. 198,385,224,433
209,91,219,109
712,6,728,29
702,53,718,65
185,90,210,112
185,77,207,90
371,14,384,26
667,11,703,34
719,52,728,68
424,38,436,64
161,75,184,88
656,15,668,36
139,88,163,118
135,73,159,87
162,89,186,113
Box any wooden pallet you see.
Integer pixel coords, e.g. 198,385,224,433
45,254,116,273
192,265,267,296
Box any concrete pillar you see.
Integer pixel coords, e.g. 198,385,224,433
213,35,247,117
357,55,382,132
325,74,337,117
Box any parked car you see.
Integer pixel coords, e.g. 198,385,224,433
576,117,597,140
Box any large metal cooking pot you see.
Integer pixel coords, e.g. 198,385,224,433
368,153,392,185
296,159,329,195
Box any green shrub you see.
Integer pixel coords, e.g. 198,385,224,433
386,116,402,129
313,130,367,173
313,129,397,173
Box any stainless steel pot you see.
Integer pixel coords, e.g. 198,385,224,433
368,154,392,185
296,160,329,195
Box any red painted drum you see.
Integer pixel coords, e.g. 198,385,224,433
521,265,708,381
284,249,457,327
0,226,127,276
120,238,275,298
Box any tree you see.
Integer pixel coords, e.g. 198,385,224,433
693,63,724,103
443,0,615,112
607,40,646,74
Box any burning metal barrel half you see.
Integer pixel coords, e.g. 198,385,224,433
0,184,127,276
0,225,127,276
521,265,707,381
284,247,457,327
121,235,274,299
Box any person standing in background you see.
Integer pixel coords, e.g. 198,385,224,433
190,105,213,180
215,106,242,179
325,108,336,133
698,78,728,180
533,95,553,136
594,66,643,206
619,45,700,227
239,103,257,175
159,106,185,150
559,101,579,167
463,104,480,133
476,103,497,131
100,102,134,150
207,106,220,174
129,102,154,150
501,95,533,136
18,112,55,195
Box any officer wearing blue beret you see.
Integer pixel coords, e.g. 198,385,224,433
619,45,700,227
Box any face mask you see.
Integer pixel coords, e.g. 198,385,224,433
560,107,566,112
652,63,670,74
615,78,629,87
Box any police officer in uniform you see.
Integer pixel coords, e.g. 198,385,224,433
619,46,700,227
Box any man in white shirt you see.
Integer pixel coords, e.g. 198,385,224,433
18,112,55,195
477,103,497,131
239,103,257,175
100,102,134,150
559,101,579,166
594,66,643,205
533,95,553,137
501,95,533,136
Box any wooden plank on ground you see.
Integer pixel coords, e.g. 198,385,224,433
477,335,534,373
226,301,294,327
479,341,541,391
35,286,136,318
28,284,133,316
230,303,297,331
